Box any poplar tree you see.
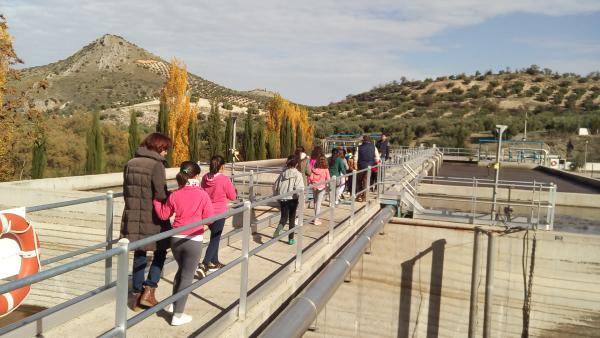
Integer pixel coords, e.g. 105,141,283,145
243,112,255,161
286,119,294,155
0,15,22,181
296,125,303,148
267,132,277,159
224,113,233,162
85,111,105,174
188,115,199,162
206,100,223,156
280,115,288,157
128,110,140,159
31,132,47,179
163,59,196,166
156,91,168,134
255,119,266,160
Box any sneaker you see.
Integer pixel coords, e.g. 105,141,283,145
313,218,322,225
171,313,193,326
207,261,225,272
196,263,207,279
273,224,283,238
165,304,173,313
288,239,296,245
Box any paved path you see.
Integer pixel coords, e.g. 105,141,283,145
40,195,377,338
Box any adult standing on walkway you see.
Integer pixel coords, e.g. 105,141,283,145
376,133,390,161
354,135,380,202
120,132,172,311
198,155,237,277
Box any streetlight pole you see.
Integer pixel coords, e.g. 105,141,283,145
523,111,527,141
231,116,238,175
584,140,588,174
491,125,508,222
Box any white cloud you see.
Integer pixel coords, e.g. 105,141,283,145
3,0,600,104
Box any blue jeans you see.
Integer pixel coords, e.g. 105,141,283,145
202,218,226,265
132,249,167,293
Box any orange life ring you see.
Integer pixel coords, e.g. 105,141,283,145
550,160,558,166
0,213,41,317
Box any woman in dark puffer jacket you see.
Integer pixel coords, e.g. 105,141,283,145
120,132,172,311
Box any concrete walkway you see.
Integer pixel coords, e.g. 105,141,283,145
39,195,380,338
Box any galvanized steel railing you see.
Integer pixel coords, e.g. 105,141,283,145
0,148,438,338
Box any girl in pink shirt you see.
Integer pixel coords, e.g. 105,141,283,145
153,161,213,326
308,154,331,225
198,155,237,276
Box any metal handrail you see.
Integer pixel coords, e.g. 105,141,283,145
1,147,437,338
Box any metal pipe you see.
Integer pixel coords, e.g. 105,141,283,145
483,232,496,338
105,190,114,286
238,201,251,320
468,228,481,338
260,206,394,338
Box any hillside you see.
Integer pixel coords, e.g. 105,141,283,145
310,67,600,159
10,34,268,113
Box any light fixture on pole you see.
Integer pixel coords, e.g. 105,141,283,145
491,125,508,222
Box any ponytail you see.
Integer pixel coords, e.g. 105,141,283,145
176,161,201,187
209,155,226,177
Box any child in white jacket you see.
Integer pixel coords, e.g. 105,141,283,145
273,155,305,245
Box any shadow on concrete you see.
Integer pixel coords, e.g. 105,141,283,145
398,239,446,338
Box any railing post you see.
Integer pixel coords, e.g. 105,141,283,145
115,238,130,338
483,232,496,338
105,190,114,286
351,171,357,225
328,176,336,244
366,166,372,195
295,188,305,272
249,170,255,202
549,183,556,231
377,163,383,196
238,201,251,320
468,228,481,338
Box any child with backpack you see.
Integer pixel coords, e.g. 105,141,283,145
272,156,305,245
153,161,214,326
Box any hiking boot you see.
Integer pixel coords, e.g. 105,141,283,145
207,261,225,272
139,285,158,307
197,263,208,279
288,239,296,245
130,292,143,312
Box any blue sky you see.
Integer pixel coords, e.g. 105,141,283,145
3,1,600,105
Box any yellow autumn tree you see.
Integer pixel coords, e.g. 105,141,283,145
0,15,22,181
162,59,198,166
266,95,314,157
